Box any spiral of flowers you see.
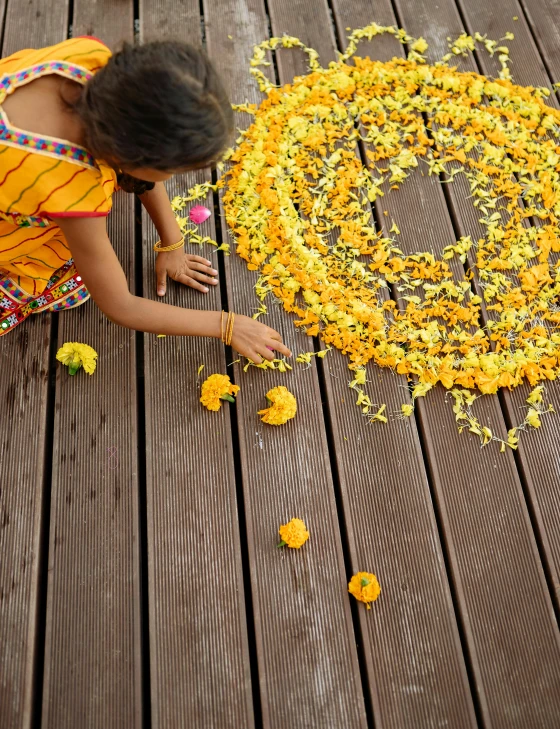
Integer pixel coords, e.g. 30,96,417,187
214,24,560,398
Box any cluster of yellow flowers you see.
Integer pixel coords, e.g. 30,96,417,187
178,24,560,435
200,375,297,425
278,518,380,608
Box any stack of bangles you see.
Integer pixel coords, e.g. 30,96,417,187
221,311,235,346
153,237,184,252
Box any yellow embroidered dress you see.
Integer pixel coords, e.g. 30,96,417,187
0,36,117,335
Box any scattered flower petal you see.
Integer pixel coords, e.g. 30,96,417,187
189,205,212,225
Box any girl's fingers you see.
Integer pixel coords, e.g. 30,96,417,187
250,352,263,364
269,339,292,358
189,261,218,276
189,270,218,286
187,254,213,266
176,273,209,293
156,268,167,297
257,345,275,361
266,327,282,341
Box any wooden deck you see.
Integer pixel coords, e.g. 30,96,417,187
1,0,560,727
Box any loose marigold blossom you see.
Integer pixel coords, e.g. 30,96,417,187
56,342,98,375
200,373,240,411
183,24,560,438
259,385,297,424
348,571,381,609
278,517,309,548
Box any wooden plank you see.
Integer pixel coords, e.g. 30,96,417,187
0,4,68,728
38,4,142,729
204,1,369,727
397,0,560,604
265,1,480,727
138,2,255,728
455,0,560,604
520,0,560,87
2,0,69,56
515,0,560,606
332,1,560,726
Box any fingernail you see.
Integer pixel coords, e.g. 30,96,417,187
211,269,217,275
212,280,218,285
157,288,164,296
206,260,211,265
204,287,209,292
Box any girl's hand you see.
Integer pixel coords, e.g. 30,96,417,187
155,247,218,296
231,315,292,362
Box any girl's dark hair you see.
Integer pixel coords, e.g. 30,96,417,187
75,41,234,172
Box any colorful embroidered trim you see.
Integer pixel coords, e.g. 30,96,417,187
0,60,97,168
0,258,89,334
0,211,50,228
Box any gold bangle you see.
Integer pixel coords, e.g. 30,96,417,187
226,312,235,346
225,312,231,345
153,237,184,252
220,311,225,343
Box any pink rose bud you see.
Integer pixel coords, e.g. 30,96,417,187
189,205,212,224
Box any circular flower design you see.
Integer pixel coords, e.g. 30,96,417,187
217,26,560,400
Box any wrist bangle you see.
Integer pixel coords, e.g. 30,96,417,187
222,311,235,346
153,237,184,252
225,312,235,346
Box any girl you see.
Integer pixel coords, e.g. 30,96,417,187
0,36,291,364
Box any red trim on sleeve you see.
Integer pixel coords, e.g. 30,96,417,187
77,35,110,50
45,211,110,219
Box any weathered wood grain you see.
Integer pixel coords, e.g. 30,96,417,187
139,2,255,727
204,1,368,726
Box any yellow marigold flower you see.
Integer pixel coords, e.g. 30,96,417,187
258,386,297,425
56,342,98,375
278,517,309,548
401,403,414,417
200,373,240,411
348,572,381,609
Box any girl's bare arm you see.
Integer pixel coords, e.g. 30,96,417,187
53,216,291,361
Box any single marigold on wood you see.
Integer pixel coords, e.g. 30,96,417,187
348,571,381,609
259,385,297,425
200,373,240,411
278,517,309,548
56,342,98,375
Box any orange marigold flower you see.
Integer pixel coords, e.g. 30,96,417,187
200,373,240,411
348,571,381,609
278,517,309,548
258,385,297,425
